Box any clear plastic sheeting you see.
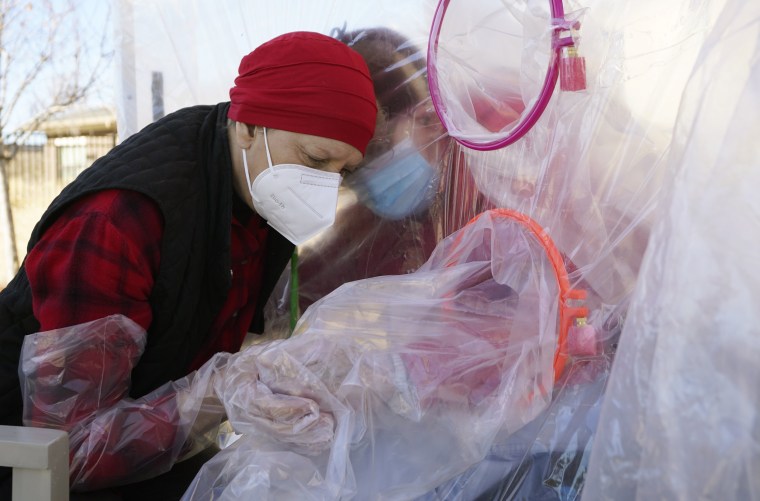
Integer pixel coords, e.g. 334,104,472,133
424,357,609,500
261,0,687,350
183,209,576,500
432,0,718,341
107,0,760,498
19,315,229,491
584,0,760,498
113,1,436,139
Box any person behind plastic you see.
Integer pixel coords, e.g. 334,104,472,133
0,31,376,498
288,27,489,321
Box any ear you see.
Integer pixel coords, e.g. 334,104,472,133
235,122,257,149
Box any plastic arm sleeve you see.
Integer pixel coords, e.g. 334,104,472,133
18,315,229,491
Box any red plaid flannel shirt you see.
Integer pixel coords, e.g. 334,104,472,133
26,189,269,369
23,189,269,487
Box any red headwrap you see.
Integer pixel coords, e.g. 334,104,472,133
228,31,378,155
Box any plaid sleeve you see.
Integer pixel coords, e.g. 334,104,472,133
25,189,164,332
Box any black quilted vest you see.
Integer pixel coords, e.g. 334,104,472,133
0,102,294,427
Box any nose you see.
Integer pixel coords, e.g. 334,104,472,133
510,178,535,198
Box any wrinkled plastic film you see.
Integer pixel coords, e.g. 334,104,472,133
183,210,571,499
425,357,609,500
108,0,758,498
20,315,146,431
439,0,679,344
584,0,760,498
19,315,229,491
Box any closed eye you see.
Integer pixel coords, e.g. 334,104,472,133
306,155,328,167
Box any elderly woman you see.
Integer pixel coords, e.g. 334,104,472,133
0,31,376,498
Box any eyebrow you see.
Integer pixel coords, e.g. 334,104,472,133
305,145,361,168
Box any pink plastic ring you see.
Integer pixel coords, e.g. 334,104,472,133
427,0,569,151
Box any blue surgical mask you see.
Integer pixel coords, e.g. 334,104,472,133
349,137,438,220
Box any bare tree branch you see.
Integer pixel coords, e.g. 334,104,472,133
0,0,114,274
2,1,61,133
2,0,112,142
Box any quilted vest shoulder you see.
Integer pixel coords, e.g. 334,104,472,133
27,103,235,396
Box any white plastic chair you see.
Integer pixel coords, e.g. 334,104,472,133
0,425,69,501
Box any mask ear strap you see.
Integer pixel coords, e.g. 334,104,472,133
242,148,254,190
263,127,276,173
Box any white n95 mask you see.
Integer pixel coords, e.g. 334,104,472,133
243,127,342,245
